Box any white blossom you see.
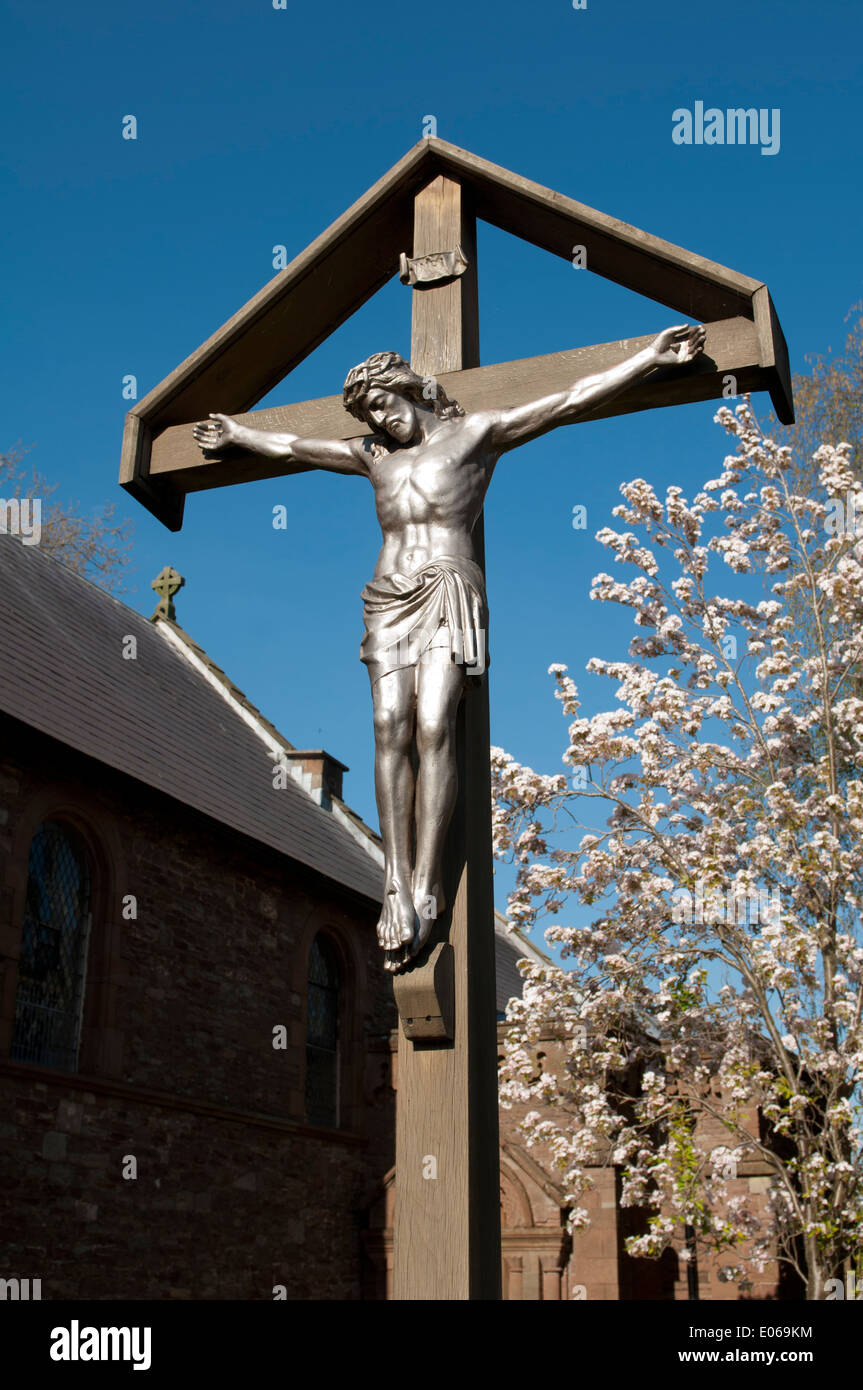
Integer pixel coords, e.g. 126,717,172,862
494,402,863,1297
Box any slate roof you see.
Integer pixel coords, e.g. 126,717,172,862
0,535,383,903
494,913,550,1016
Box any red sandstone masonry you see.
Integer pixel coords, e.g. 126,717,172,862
0,717,395,1300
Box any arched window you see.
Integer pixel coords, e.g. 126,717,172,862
11,822,92,1070
305,934,340,1128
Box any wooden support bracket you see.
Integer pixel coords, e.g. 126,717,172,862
393,942,455,1042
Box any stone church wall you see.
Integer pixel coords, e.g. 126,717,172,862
0,716,395,1299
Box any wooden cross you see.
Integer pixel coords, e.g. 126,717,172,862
120,139,792,1301
150,565,185,622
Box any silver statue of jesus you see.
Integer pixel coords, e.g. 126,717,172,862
194,323,705,971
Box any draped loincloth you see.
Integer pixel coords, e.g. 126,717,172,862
360,554,488,686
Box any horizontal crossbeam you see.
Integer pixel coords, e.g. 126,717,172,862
122,307,790,530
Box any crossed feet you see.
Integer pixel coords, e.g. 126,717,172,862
377,872,445,973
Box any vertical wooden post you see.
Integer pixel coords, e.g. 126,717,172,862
392,174,501,1300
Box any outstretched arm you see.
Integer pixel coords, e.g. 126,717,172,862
192,413,375,476
484,324,706,453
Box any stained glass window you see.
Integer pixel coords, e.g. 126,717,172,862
11,822,92,1070
305,935,340,1127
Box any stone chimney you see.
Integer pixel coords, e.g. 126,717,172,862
281,750,348,810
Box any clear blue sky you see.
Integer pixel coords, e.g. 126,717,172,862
2,0,860,927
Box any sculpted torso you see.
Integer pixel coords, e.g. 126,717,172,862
367,412,495,577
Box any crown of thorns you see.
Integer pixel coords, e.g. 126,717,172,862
342,351,409,419
342,350,464,425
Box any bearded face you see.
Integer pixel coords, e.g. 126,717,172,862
358,388,420,444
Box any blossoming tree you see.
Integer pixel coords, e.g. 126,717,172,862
493,400,863,1299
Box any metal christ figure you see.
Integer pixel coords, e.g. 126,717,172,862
193,322,706,972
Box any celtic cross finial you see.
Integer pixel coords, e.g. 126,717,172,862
150,565,185,621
